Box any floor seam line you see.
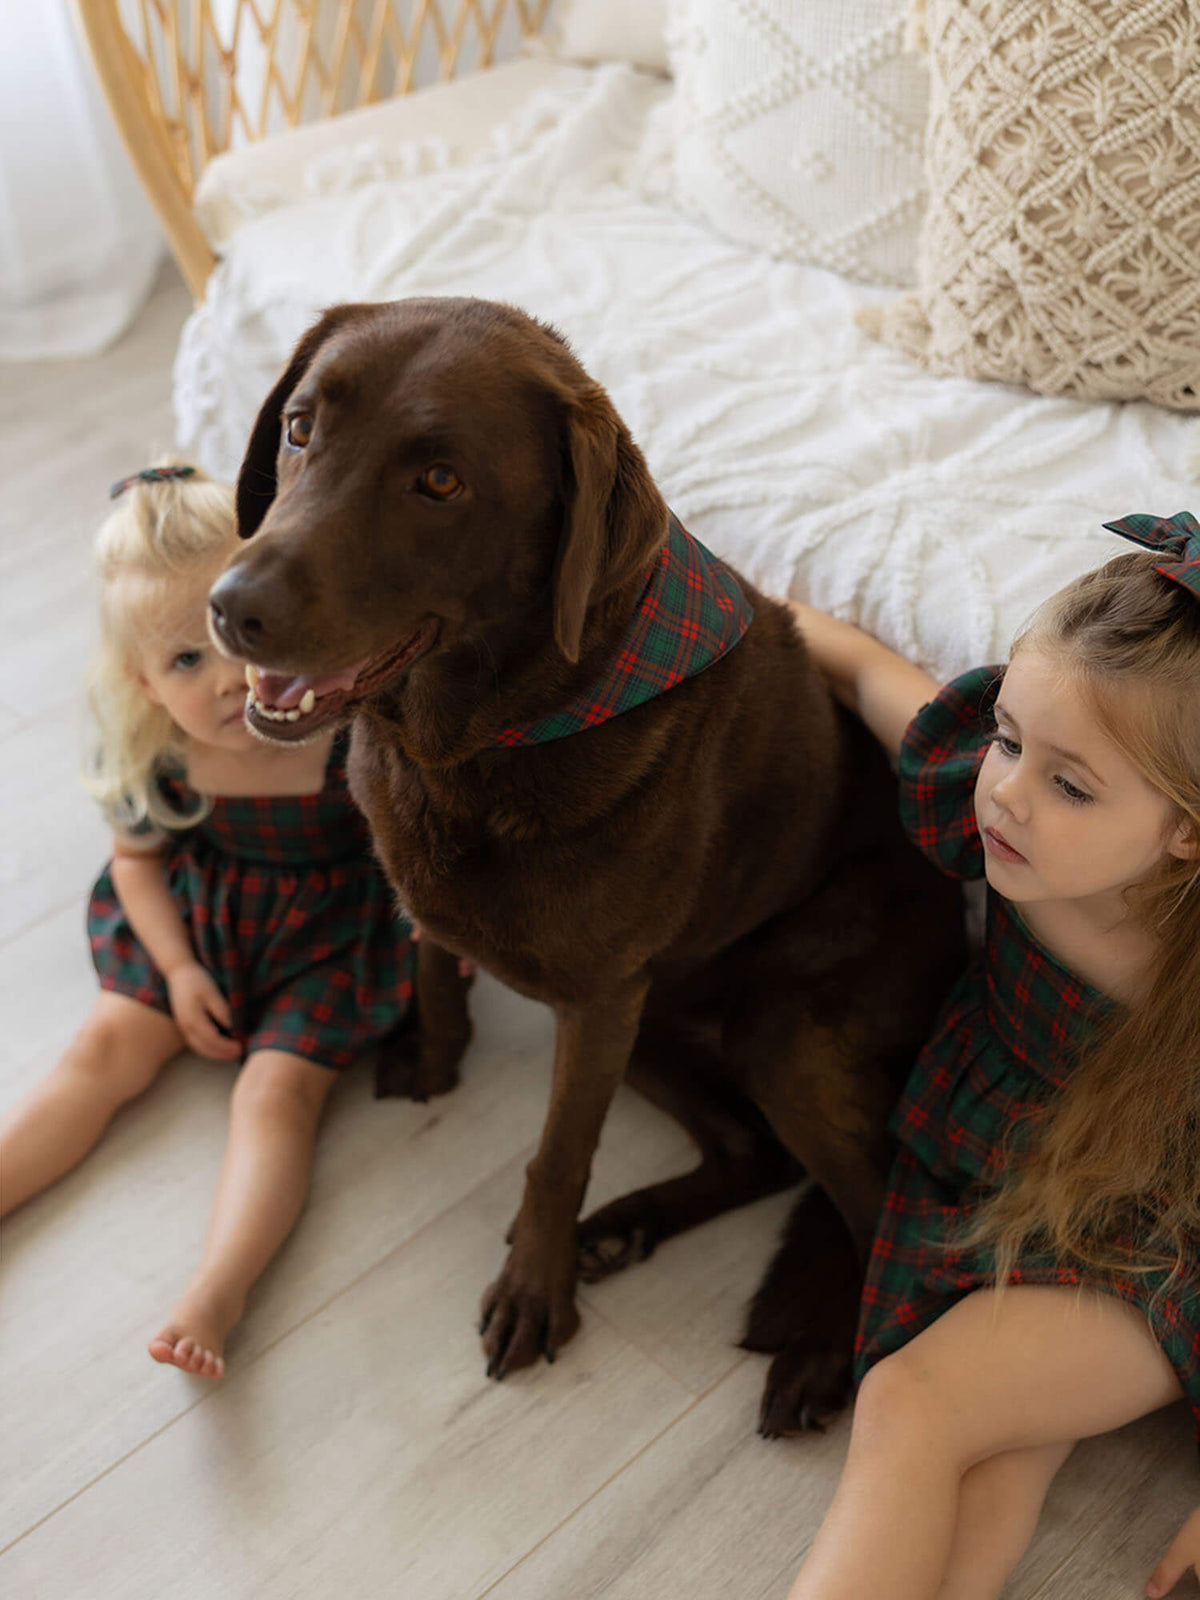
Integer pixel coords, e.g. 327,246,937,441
472,1361,748,1599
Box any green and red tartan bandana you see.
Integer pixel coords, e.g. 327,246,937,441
492,514,753,747
1103,511,1200,601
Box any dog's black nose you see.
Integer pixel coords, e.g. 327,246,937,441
209,568,269,656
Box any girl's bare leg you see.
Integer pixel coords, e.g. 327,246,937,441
148,1049,337,1378
789,1286,1182,1600
0,993,183,1217
934,1441,1074,1600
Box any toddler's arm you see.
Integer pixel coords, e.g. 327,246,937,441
110,840,195,976
789,603,940,764
110,841,239,1058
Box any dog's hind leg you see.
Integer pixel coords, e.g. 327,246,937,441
739,1183,863,1437
577,1018,803,1283
724,992,898,1436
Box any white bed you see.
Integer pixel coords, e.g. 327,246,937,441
177,59,1200,682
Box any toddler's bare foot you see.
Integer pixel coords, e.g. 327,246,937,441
148,1282,242,1379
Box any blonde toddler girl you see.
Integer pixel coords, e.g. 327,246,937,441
0,465,415,1379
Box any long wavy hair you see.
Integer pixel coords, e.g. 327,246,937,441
83,465,239,831
968,552,1200,1300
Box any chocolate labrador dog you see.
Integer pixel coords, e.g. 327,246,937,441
210,297,963,1432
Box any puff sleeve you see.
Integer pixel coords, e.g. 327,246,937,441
897,665,1004,882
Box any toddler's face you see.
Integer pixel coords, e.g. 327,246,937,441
973,648,1191,914
134,567,256,752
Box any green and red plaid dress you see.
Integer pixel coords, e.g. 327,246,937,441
856,666,1200,1430
87,733,413,1071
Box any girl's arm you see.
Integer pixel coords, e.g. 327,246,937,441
109,841,195,978
109,841,239,1058
789,603,941,764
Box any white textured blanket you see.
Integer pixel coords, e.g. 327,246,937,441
176,63,1200,680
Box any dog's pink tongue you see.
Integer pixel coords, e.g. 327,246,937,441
254,665,362,709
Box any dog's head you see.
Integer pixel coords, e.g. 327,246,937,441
209,298,667,744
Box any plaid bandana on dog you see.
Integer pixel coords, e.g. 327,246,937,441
1102,511,1200,601
492,515,753,747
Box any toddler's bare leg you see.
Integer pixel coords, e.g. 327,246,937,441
934,1441,1074,1600
788,1286,1181,1600
0,993,182,1217
148,1049,336,1378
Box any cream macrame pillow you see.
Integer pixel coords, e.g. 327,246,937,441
860,0,1200,410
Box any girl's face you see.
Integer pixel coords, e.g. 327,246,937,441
974,648,1193,914
133,566,254,751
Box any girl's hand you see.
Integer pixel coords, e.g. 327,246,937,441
1147,1503,1200,1596
788,602,918,715
785,601,941,765
165,962,241,1060
788,603,872,704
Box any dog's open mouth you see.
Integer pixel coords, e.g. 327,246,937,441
244,618,439,742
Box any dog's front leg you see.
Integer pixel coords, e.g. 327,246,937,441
374,935,474,1101
480,979,649,1379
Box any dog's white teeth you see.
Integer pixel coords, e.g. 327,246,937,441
249,690,315,724
245,664,260,690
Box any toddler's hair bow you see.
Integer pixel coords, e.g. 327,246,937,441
1102,512,1200,601
109,464,196,500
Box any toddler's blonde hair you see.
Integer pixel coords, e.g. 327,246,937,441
83,464,239,831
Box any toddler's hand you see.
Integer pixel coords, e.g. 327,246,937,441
166,962,241,1060
1147,1502,1200,1596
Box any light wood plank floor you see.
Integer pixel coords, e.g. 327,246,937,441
0,265,1194,1598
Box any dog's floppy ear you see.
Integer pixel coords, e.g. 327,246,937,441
235,304,364,540
553,383,668,664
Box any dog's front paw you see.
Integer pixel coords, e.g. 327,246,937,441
373,1026,467,1101
756,1337,855,1438
478,1264,581,1379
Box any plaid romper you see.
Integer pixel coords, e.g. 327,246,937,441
856,666,1200,1431
87,733,413,1072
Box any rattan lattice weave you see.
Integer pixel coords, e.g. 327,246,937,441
76,0,555,297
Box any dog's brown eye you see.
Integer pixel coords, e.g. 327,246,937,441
417,464,462,500
286,413,314,449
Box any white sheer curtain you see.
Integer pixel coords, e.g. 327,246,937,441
0,0,163,361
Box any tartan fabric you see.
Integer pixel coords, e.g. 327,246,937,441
492,514,753,747
858,668,1200,1435
897,664,1003,880
88,734,413,1071
172,738,376,865
858,1149,1200,1424
1102,511,1200,603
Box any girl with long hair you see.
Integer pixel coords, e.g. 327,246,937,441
0,465,415,1380
786,513,1200,1599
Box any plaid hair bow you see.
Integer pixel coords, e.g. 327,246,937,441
109,464,196,500
1102,511,1200,600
